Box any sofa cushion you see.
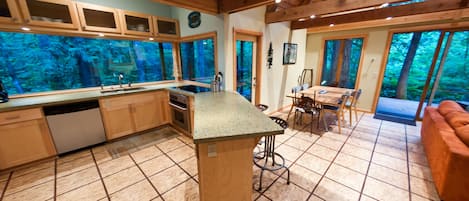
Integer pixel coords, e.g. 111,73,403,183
438,100,465,116
446,111,469,128
455,124,469,147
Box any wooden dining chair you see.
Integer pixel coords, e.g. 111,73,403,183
294,92,322,134
345,89,362,126
319,93,350,134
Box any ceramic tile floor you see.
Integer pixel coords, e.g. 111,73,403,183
0,110,440,201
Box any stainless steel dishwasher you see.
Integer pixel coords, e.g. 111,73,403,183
43,100,106,154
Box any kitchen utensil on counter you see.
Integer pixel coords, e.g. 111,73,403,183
0,80,9,103
211,72,223,92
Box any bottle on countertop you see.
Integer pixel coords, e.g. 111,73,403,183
0,80,9,103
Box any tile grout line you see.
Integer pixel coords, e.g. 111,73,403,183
90,149,111,201
53,158,57,201
154,145,196,195
157,139,199,183
405,125,413,201
306,112,364,201
0,172,12,201
128,153,165,201
357,119,384,200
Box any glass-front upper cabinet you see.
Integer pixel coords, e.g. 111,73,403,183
18,0,79,29
154,17,179,38
76,3,121,33
0,0,22,24
119,10,153,36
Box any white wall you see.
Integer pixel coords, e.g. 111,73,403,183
74,0,172,17
305,27,390,112
225,6,307,112
171,7,225,78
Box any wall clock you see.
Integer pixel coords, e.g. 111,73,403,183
188,11,201,28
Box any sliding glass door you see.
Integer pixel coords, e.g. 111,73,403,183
376,29,468,124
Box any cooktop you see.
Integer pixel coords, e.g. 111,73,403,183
174,85,211,93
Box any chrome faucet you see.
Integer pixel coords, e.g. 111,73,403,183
117,73,124,88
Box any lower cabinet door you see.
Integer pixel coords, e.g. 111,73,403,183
0,119,56,169
99,99,135,140
132,93,159,132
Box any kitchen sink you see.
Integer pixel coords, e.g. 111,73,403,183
100,86,146,93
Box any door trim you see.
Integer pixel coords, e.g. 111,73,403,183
233,28,263,105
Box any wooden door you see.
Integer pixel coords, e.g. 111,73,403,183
18,0,79,29
0,109,56,170
155,90,170,125
0,0,22,24
233,29,262,105
76,2,121,33
99,97,135,140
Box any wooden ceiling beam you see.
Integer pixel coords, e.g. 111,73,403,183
291,0,468,29
152,0,219,15
265,0,407,23
219,0,275,13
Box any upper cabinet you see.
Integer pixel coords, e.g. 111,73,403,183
119,10,153,37
18,0,79,29
0,0,22,24
76,3,121,33
154,16,179,37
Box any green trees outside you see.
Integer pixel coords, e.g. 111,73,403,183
236,40,253,101
0,32,174,95
321,38,363,89
180,38,215,84
381,30,468,103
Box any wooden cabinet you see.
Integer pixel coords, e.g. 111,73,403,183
0,0,22,24
119,10,153,36
154,16,179,37
18,0,79,29
76,2,121,33
99,90,170,140
0,108,56,170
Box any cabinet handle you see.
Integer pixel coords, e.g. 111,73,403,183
11,17,17,22
5,115,20,120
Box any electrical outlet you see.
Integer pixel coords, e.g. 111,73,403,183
207,144,217,157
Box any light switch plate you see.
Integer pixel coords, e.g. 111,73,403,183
207,144,217,157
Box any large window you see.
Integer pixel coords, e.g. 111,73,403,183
180,35,216,84
0,32,174,95
320,37,364,89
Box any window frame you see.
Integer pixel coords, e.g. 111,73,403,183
1,32,178,98
317,34,368,90
178,31,218,82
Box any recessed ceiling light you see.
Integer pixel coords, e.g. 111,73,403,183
386,16,393,20
298,18,307,21
275,0,281,3
329,24,335,27
98,33,104,37
21,27,30,31
310,15,316,19
149,37,154,41
380,2,389,8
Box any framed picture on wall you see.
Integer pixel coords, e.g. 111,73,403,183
283,43,297,65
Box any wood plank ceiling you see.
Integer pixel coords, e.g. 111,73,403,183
153,0,469,29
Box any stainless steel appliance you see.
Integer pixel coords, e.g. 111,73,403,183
169,92,191,133
43,100,106,154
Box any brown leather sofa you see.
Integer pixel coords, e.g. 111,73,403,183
421,100,469,201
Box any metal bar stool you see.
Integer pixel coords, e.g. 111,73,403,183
253,116,290,191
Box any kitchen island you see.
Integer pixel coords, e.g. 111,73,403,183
192,92,284,201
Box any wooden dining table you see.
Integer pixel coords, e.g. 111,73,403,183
286,85,352,121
